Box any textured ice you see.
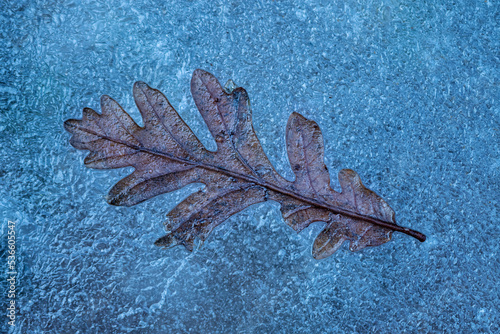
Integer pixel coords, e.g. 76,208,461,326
1,0,499,333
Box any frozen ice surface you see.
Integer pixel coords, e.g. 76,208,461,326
1,0,499,333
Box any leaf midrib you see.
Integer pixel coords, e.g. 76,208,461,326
81,126,425,241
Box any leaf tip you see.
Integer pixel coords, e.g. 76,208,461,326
63,119,77,132
105,191,138,207
155,234,195,252
134,80,147,87
100,94,112,104
105,194,121,206
192,68,209,78
312,245,337,260
133,81,149,94
99,95,115,113
338,169,363,189
287,112,317,134
154,234,178,248
191,69,217,90
288,111,306,123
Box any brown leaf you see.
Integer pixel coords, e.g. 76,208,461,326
64,69,426,259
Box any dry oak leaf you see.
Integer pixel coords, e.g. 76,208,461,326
64,69,426,259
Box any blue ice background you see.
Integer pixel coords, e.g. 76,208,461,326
1,0,499,333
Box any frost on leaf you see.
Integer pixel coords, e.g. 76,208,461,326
64,69,426,259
